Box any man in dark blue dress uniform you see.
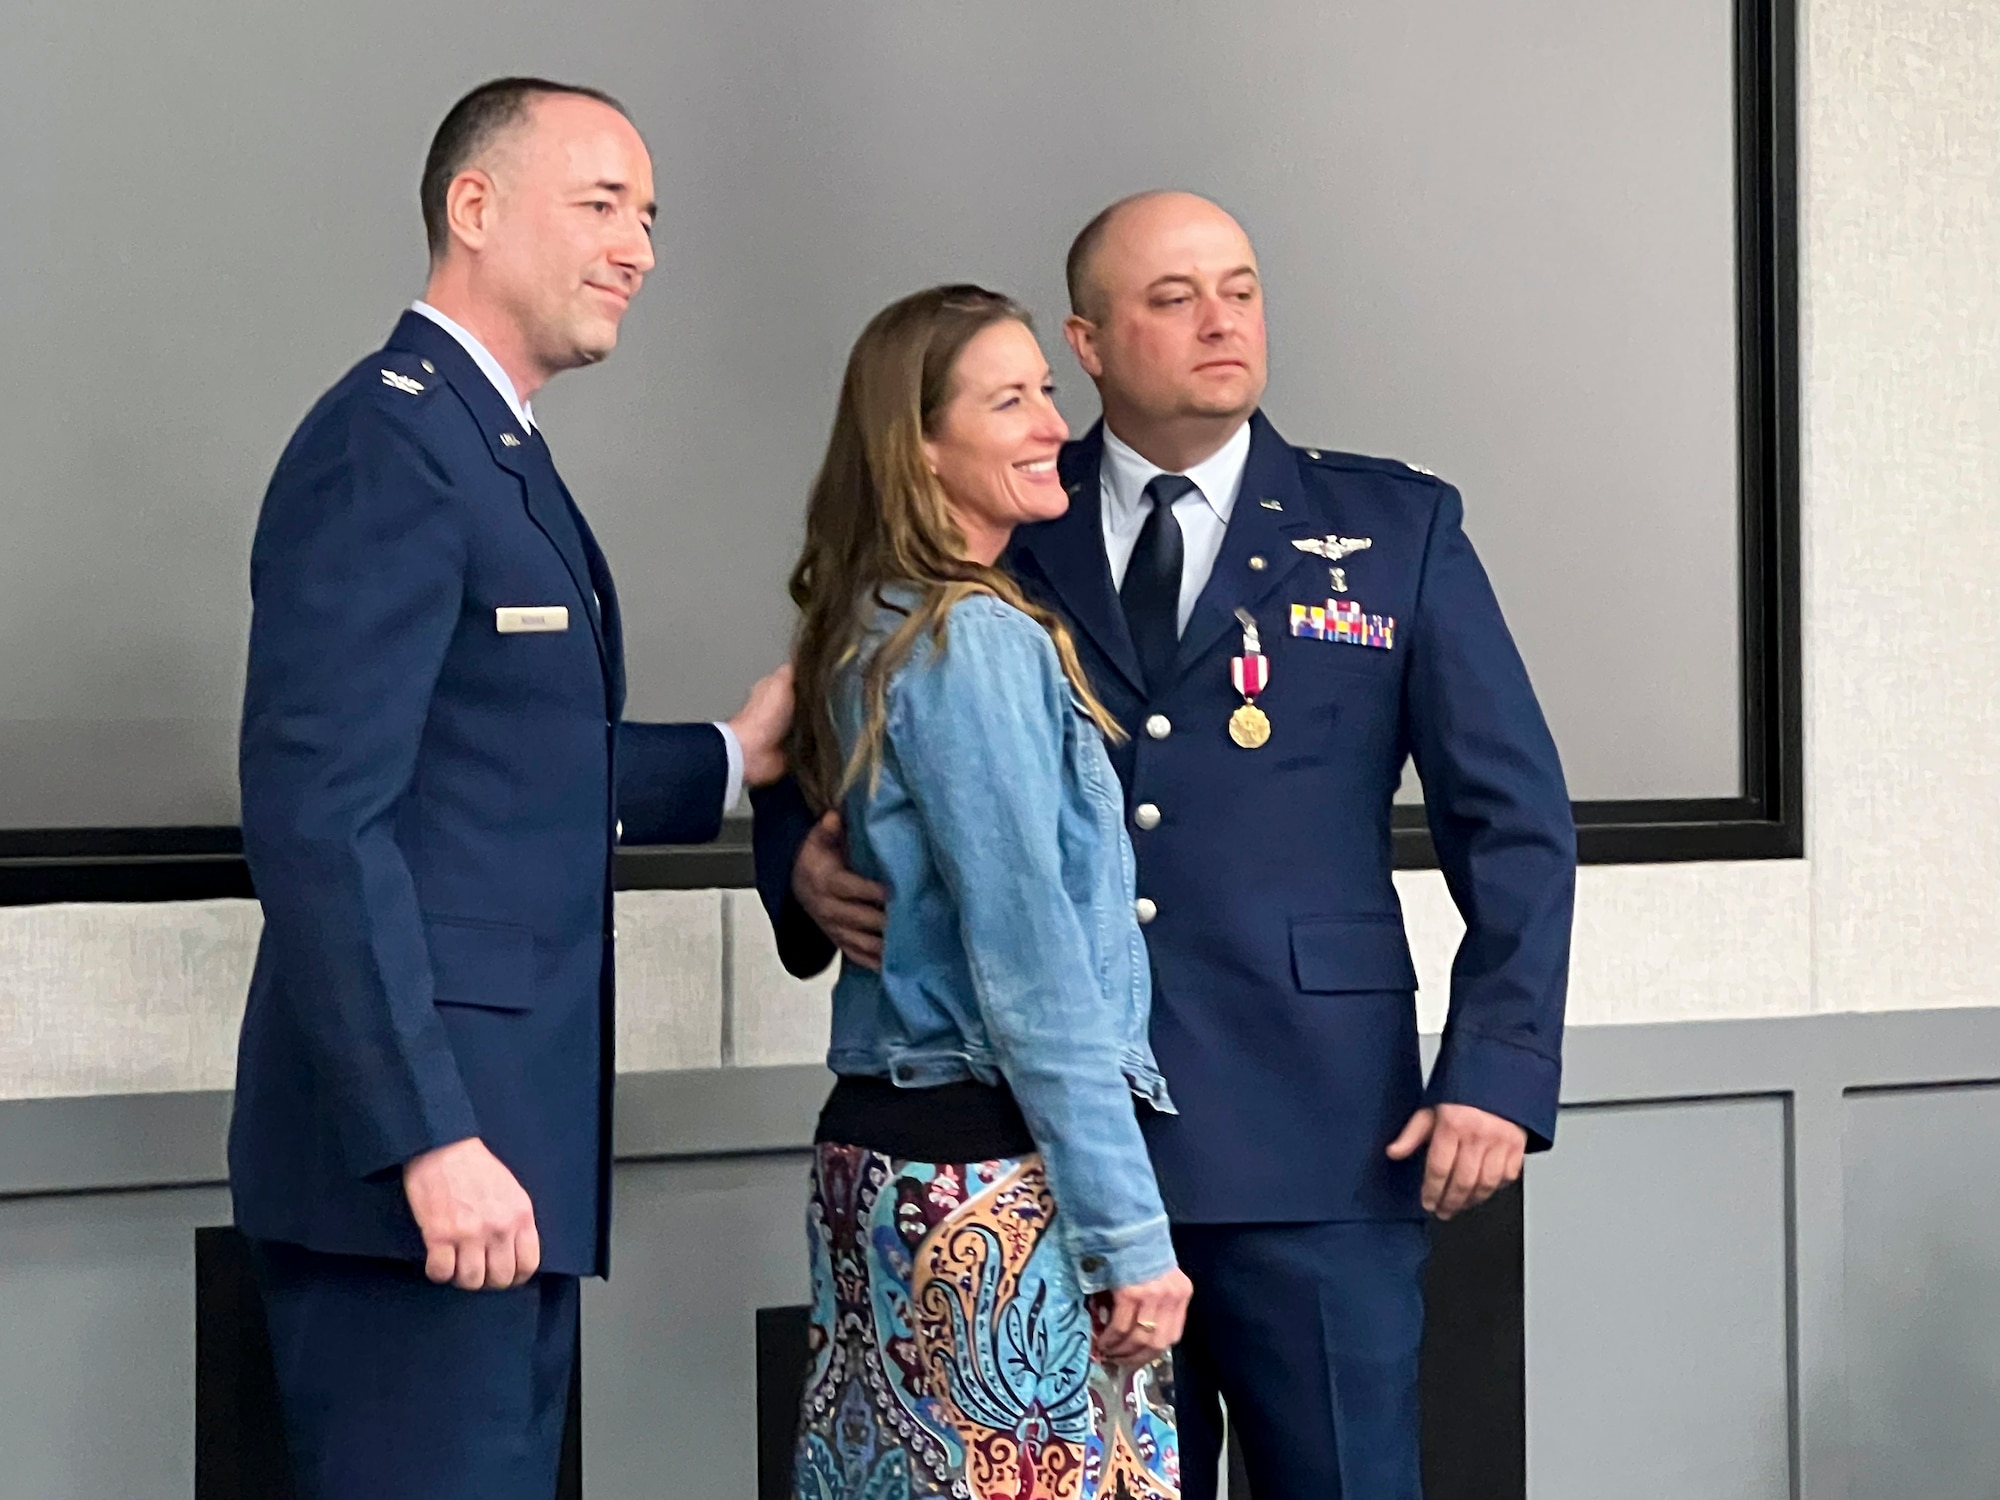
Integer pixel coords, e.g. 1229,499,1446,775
757,192,1575,1500
231,78,791,1498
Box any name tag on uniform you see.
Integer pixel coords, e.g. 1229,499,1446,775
495,606,569,634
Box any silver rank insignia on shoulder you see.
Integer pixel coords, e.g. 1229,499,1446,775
380,369,425,395
499,432,522,447
1293,534,1373,564
1405,461,1436,477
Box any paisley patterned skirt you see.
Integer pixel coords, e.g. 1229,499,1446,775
794,1142,1180,1500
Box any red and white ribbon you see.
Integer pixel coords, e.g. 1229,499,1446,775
1231,652,1269,699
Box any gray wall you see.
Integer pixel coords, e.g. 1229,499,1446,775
1527,1099,1793,1498
0,0,1743,827
4,1012,1999,1500
1842,1086,2000,1497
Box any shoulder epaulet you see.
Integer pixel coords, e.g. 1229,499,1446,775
1297,446,1442,483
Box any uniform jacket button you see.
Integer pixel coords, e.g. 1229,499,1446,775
1144,715,1172,740
1134,803,1161,830
1134,897,1158,925
1079,1255,1105,1273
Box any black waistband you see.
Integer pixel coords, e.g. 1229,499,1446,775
815,1074,1038,1164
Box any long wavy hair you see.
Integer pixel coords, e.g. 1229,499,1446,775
788,284,1122,815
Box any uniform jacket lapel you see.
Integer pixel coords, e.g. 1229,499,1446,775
548,461,628,716
1173,411,1317,679
1006,423,1146,696
386,313,613,687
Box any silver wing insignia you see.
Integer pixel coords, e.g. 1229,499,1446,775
1291,534,1373,564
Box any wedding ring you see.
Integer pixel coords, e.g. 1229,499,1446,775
1135,1319,1157,1331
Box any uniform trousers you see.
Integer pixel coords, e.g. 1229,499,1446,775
1172,1220,1430,1500
248,1238,579,1500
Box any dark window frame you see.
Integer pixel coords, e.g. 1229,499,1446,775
0,0,1799,906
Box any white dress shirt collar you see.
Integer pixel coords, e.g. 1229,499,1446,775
410,301,535,434
1100,419,1252,530
1097,418,1255,634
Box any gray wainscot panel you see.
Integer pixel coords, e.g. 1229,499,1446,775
5,1014,2000,1497
582,1154,815,1498
0,1184,231,1500
1843,1082,2000,1498
1525,1097,1792,1500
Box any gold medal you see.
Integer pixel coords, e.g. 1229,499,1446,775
1229,702,1272,749
1228,608,1273,749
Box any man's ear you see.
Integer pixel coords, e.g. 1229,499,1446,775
1062,315,1105,380
444,169,498,254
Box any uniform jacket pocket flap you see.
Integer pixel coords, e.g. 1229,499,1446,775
1290,916,1419,993
425,917,534,1011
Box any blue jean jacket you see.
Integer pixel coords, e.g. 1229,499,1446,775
826,593,1177,1292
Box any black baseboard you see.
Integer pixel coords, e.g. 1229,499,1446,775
194,1228,298,1500
1421,1181,1526,1500
758,1305,815,1500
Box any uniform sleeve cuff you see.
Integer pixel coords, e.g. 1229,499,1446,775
1426,1030,1562,1150
713,721,745,815
346,1097,482,1181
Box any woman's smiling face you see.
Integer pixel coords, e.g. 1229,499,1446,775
924,318,1072,564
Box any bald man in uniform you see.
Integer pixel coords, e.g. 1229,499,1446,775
757,192,1574,1500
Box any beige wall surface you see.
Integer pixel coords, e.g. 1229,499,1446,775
2,0,1996,1100
1804,0,2000,1015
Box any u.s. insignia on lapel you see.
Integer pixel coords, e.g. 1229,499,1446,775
499,432,522,447
1291,598,1395,650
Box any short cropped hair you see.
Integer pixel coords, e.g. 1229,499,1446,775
420,77,630,258
1066,191,1186,320
1064,199,1127,321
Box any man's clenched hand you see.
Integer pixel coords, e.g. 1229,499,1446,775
403,1137,541,1290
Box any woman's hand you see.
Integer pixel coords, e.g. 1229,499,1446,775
1089,1266,1194,1365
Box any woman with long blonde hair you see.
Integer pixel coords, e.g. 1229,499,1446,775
785,285,1189,1500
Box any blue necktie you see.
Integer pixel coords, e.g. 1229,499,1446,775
1120,474,1194,694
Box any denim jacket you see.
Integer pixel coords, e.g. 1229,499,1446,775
826,592,1177,1292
